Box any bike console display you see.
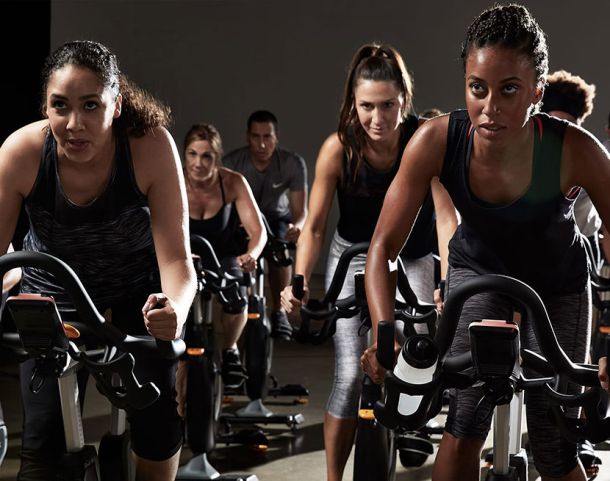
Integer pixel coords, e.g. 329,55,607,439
6,294,69,357
469,319,519,380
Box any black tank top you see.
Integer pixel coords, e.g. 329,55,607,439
337,116,436,258
22,130,160,310
189,174,236,259
440,110,588,296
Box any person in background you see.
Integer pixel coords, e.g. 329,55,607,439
184,123,267,388
223,110,308,340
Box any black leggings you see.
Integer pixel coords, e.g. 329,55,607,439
17,293,182,480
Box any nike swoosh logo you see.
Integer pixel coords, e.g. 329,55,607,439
272,183,284,189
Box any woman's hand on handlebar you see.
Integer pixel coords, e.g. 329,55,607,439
142,293,182,341
361,341,401,384
433,288,444,311
599,356,609,392
361,344,385,384
285,223,301,243
280,284,309,313
237,252,257,273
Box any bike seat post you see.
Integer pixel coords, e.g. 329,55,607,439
58,368,86,453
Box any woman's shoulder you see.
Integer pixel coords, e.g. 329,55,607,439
0,121,48,169
0,120,48,195
128,126,174,155
219,166,250,198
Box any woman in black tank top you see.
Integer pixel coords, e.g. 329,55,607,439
279,43,457,481
183,123,266,387
0,41,196,480
364,5,610,481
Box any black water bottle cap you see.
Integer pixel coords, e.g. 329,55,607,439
402,335,438,369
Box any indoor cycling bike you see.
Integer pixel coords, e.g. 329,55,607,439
221,216,307,432
0,250,184,481
177,234,259,481
292,241,440,480
375,273,610,481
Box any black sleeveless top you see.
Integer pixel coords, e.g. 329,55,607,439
337,116,436,259
22,130,160,310
440,110,588,296
189,174,236,259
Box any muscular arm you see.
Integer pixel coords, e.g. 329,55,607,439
0,123,44,256
288,189,308,230
231,170,267,261
564,126,610,255
134,128,196,339
293,135,341,284
431,177,458,281
565,126,610,388
365,118,448,343
280,135,341,311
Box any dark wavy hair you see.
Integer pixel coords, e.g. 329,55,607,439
41,40,172,137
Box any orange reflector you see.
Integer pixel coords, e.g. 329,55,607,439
295,398,309,405
253,444,268,452
187,347,205,356
247,313,261,320
223,396,234,404
358,409,375,420
599,326,610,334
62,323,81,339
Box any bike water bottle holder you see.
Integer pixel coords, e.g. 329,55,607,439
293,299,338,344
375,334,443,430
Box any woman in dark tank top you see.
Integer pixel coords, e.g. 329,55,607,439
183,123,267,387
279,43,458,481
364,5,610,481
0,40,196,481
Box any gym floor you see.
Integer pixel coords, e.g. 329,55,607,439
1,274,610,480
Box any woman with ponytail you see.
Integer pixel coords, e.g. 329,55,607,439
281,42,456,481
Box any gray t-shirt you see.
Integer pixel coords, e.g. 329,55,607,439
223,146,307,220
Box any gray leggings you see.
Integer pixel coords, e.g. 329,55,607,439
443,266,591,478
324,231,435,419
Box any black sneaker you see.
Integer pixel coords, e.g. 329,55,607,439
271,310,293,340
221,348,247,389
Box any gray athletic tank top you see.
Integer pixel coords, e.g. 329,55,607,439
22,129,160,309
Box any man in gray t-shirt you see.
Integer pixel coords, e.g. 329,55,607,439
223,110,308,339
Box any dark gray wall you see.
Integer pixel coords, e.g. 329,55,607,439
51,0,609,272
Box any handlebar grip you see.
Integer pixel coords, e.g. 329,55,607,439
377,320,395,370
293,275,305,300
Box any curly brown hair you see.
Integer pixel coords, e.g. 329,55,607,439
41,40,172,137
541,70,596,124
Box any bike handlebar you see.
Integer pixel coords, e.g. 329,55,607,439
189,234,247,313
260,214,295,267
0,251,183,410
375,273,610,443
